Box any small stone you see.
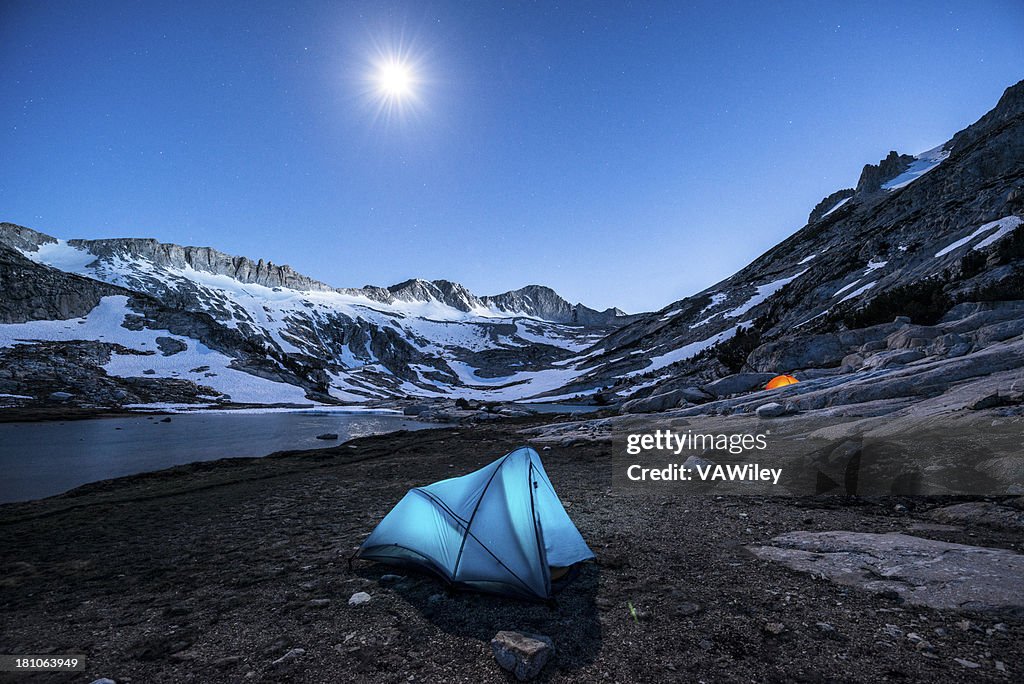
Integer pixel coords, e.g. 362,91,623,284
764,622,786,635
816,622,836,634
698,639,714,651
954,658,980,669
379,574,404,585
348,591,371,606
894,504,908,513
491,631,554,681
160,417,172,423
995,661,1006,672
882,624,904,639
90,680,116,684
271,648,305,668
309,598,330,608
212,656,241,668
427,593,444,605
914,639,935,653
49,391,73,401
933,627,948,637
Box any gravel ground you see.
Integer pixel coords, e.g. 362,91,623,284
0,420,1020,683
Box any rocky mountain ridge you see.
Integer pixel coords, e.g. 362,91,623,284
534,79,1024,411
3,223,631,325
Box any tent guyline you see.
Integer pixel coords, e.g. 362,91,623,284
353,446,595,601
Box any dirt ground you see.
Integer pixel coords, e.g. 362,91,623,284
0,419,1020,683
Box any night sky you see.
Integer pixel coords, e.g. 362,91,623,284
2,1,1022,312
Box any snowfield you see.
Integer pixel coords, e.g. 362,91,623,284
0,296,314,405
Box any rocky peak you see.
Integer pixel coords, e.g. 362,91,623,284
66,237,337,292
942,78,1024,156
386,279,481,312
0,223,58,253
807,188,855,224
855,151,916,195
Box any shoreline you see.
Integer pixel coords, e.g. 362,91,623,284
1,418,1020,682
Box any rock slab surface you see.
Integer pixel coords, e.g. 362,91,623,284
748,530,1024,615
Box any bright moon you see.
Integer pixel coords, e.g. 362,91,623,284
377,61,414,98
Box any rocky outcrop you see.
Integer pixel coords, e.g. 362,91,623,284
855,151,915,195
0,244,124,323
808,188,855,223
621,388,689,413
703,372,777,397
929,503,1024,532
748,531,1024,615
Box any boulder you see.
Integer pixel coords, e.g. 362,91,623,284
491,631,554,681
840,353,864,373
678,386,713,403
703,373,776,398
402,403,432,416
748,531,1024,614
930,332,969,358
621,389,690,414
886,325,942,350
48,391,73,401
860,349,926,371
755,402,789,418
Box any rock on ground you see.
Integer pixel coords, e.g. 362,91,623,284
748,530,1024,615
347,591,371,606
491,630,554,681
755,402,788,418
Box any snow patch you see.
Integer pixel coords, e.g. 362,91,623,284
972,216,1023,251
935,216,1024,257
622,327,739,379
19,239,97,273
882,144,950,191
720,271,808,319
821,197,850,217
838,281,877,303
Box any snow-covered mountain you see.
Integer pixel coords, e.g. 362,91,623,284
0,226,633,405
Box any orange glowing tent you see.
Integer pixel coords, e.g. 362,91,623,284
765,374,799,390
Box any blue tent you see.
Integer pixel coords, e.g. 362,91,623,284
355,446,594,600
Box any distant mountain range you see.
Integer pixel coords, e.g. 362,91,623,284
0,223,636,405
1,80,1022,411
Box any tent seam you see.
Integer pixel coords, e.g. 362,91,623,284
452,450,516,579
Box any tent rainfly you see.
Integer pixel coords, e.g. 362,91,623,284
354,446,594,601
765,374,799,390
